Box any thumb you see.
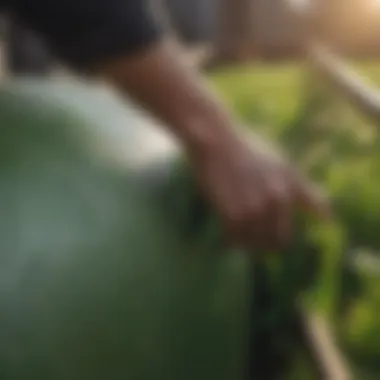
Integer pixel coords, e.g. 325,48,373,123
293,176,332,220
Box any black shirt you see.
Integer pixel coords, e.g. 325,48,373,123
5,0,163,69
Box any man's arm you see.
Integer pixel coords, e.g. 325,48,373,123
92,40,238,157
13,0,235,155
12,0,326,248
93,45,328,247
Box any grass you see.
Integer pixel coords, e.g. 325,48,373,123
208,63,306,129
208,61,380,131
351,61,380,83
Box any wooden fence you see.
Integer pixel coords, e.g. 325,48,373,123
285,2,380,379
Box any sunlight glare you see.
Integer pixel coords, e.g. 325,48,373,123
369,0,380,9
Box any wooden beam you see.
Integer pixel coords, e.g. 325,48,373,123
299,307,353,380
307,44,380,123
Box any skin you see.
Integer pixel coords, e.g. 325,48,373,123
93,39,329,250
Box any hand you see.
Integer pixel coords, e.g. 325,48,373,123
190,131,329,250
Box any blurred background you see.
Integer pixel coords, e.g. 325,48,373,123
158,1,380,379
4,0,380,379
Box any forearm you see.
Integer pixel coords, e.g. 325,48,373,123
12,0,236,155
92,39,239,156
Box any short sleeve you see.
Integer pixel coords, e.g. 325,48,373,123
11,0,164,69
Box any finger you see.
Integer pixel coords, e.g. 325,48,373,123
272,194,293,247
270,178,293,246
252,186,292,250
293,177,331,220
223,217,249,249
247,210,270,250
284,165,330,218
222,203,254,249
223,191,266,250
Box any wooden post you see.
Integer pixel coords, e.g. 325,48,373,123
211,0,256,64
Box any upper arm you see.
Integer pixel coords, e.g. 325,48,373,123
12,0,164,69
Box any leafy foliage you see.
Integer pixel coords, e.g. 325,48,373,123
210,62,380,378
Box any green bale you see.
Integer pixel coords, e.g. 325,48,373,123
0,80,250,380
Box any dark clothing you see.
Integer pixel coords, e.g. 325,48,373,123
3,0,163,70
7,19,53,75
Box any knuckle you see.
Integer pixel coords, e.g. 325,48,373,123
225,206,246,224
267,182,290,204
246,198,266,218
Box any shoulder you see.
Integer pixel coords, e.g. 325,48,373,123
11,0,164,69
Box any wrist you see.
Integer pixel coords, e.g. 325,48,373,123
178,116,239,160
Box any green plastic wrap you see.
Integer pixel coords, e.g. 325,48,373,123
0,80,250,380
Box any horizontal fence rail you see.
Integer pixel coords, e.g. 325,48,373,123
308,44,380,123
286,0,380,122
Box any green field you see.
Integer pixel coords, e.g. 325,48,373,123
209,61,380,130
209,64,305,128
